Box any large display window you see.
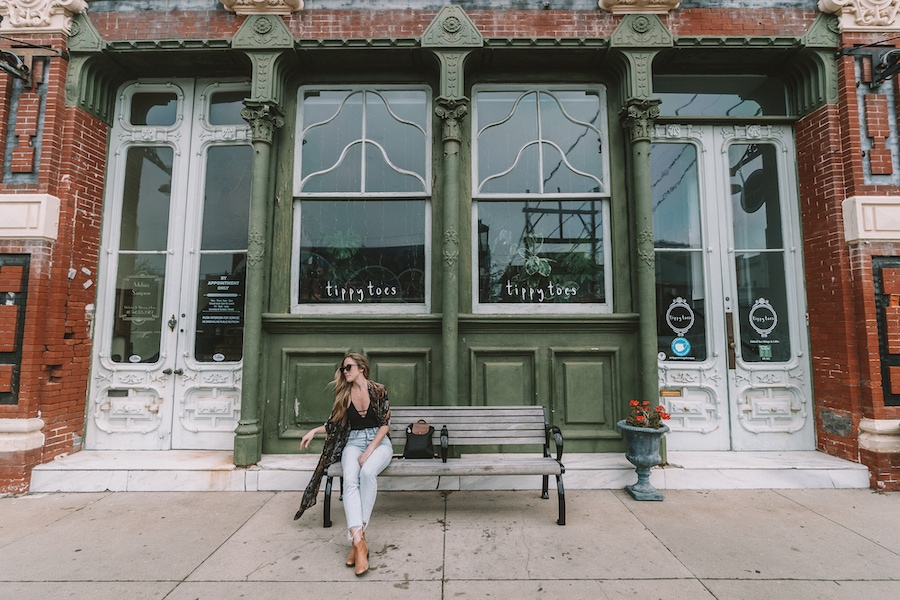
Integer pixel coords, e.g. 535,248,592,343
472,85,611,313
291,86,432,313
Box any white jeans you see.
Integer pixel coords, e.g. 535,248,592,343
341,427,393,534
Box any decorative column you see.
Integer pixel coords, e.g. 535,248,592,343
231,15,292,466
434,95,467,405
235,101,283,466
610,15,672,454
422,7,482,405
621,98,661,408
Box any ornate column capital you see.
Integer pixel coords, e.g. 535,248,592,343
240,101,284,145
0,0,87,34
621,98,661,143
220,0,302,16
435,96,468,142
599,0,681,15
819,0,900,32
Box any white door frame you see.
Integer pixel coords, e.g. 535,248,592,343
86,79,251,451
653,123,815,451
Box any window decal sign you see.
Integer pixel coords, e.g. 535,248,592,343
664,297,696,361
119,272,162,323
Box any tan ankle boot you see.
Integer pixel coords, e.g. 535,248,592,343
345,543,356,567
354,533,369,576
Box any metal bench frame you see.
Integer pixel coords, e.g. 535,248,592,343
323,405,566,526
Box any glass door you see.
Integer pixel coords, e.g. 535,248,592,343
652,124,815,451
87,80,251,450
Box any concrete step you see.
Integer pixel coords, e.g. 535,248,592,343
29,450,871,493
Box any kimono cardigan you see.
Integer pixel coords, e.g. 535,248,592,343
294,382,391,521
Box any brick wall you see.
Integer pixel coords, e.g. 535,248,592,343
0,31,108,493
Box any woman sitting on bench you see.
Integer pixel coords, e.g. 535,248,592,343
294,352,393,576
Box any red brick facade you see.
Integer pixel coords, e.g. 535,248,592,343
0,29,107,493
2,4,900,492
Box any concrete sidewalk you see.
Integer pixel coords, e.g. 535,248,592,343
1,488,898,599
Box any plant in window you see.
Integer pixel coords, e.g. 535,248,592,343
324,228,362,261
558,249,601,300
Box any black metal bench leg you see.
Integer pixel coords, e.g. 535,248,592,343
323,476,333,528
555,474,566,526
541,474,549,499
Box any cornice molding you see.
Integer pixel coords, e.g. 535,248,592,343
0,0,87,34
819,0,900,32
220,0,302,16
599,0,681,15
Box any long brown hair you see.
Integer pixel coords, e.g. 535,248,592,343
330,352,370,423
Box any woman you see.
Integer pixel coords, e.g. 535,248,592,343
294,352,393,576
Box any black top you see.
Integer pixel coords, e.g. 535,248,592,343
348,402,379,430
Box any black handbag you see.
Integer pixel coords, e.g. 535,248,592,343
403,419,435,459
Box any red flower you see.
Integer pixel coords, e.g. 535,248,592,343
625,399,670,428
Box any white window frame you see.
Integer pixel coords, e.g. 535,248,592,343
290,84,433,314
472,84,613,315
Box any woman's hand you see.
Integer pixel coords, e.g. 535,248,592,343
358,448,372,467
300,429,316,450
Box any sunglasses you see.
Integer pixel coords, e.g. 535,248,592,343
339,364,357,373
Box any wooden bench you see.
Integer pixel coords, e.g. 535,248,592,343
323,405,566,527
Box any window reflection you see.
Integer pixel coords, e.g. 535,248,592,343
297,89,428,194
478,200,605,304
473,86,610,310
475,90,605,195
651,142,707,362
209,90,247,125
298,200,426,304
655,75,787,117
729,143,791,363
294,86,431,311
110,146,173,364
130,93,178,126
194,145,252,362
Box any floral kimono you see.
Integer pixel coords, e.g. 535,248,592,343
294,382,391,520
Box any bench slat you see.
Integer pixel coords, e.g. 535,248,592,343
327,457,562,477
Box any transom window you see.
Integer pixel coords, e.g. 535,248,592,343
472,85,612,313
291,86,432,313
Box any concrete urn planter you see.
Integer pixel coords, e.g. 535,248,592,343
617,420,669,501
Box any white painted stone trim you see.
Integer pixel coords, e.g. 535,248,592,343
859,417,900,453
842,195,900,242
0,193,60,241
0,0,87,34
220,0,303,15
598,0,681,14
0,418,44,452
819,0,900,33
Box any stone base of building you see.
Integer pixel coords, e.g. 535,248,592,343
859,419,900,491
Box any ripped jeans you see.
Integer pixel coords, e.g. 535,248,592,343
341,427,393,535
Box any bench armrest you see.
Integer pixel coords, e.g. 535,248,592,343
548,425,564,464
440,425,449,463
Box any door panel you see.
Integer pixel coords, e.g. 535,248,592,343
652,124,814,451
88,80,251,451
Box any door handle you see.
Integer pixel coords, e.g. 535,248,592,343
162,368,184,376
168,315,177,331
725,311,736,370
